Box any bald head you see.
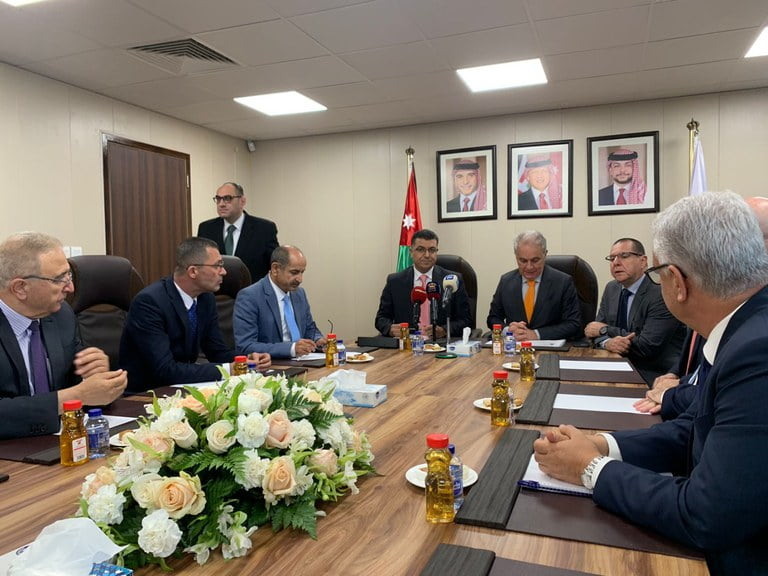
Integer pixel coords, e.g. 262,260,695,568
746,197,768,250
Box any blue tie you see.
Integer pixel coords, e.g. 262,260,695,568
283,295,301,342
617,288,630,331
28,320,50,395
188,301,198,344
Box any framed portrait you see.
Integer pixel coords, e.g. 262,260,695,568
587,131,660,216
508,140,573,219
436,146,497,222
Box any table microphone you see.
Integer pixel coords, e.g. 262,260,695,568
410,286,427,328
442,274,459,308
426,282,440,335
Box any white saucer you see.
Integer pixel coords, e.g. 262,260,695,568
501,362,539,371
346,353,374,363
473,397,524,411
109,431,135,448
405,464,478,489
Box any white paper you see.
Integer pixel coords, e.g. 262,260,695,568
529,339,566,349
559,359,633,372
295,352,325,361
554,394,648,414
521,455,592,495
171,381,221,389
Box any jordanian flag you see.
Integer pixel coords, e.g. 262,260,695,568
396,163,422,271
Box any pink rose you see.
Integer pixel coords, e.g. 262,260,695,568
265,410,293,449
309,449,338,476
263,456,297,499
156,472,206,519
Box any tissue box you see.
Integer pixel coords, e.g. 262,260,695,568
447,340,482,357
333,384,387,408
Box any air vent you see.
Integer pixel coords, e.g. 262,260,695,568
127,38,238,75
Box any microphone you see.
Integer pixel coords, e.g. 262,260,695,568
410,286,427,328
442,274,459,308
426,282,441,331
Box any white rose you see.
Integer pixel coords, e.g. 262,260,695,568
167,420,198,449
235,412,268,449
289,419,316,451
206,420,236,454
236,450,271,490
237,388,273,415
86,483,126,525
130,473,163,510
137,509,182,558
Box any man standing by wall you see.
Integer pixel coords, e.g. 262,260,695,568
197,182,279,283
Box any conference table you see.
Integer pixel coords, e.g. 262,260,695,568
0,346,708,576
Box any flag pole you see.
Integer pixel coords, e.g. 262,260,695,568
687,118,699,187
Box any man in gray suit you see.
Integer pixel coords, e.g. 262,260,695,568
585,238,685,384
234,246,325,359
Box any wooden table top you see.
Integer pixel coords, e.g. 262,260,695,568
0,348,708,576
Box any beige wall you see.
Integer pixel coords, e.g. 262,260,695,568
2,59,766,344
252,88,768,341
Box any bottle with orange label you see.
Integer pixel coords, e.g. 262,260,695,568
60,400,89,466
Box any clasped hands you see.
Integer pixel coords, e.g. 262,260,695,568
507,321,536,342
533,424,607,486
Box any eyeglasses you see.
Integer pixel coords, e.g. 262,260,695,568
189,261,225,270
644,263,687,285
212,195,243,204
412,247,439,255
21,271,73,286
605,252,643,262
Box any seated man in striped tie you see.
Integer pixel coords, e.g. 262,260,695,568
0,232,127,439
233,245,326,359
584,238,685,385
120,237,270,392
487,230,581,342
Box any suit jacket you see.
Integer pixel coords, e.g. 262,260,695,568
660,329,706,420
596,285,768,575
446,195,475,213
517,189,539,211
0,303,81,439
197,211,278,282
374,266,472,337
598,185,615,206
486,265,581,340
120,277,234,392
233,276,322,358
595,277,686,384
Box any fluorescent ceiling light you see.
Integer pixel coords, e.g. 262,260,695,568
0,0,49,6
234,91,326,116
745,26,768,58
457,59,548,92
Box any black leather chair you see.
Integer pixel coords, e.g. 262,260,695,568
217,255,252,350
436,254,478,330
67,255,145,369
547,254,599,331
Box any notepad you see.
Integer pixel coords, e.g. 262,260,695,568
529,339,567,349
517,454,592,497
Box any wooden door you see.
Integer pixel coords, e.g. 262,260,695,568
102,134,190,284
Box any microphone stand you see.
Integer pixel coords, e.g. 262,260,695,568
430,298,438,345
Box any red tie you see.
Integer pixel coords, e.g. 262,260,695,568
462,197,470,212
617,188,627,205
539,193,549,210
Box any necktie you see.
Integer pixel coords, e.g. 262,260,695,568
617,188,627,205
617,288,630,330
28,320,50,395
462,197,470,212
188,301,198,344
685,331,700,375
539,193,549,210
223,224,236,256
419,274,430,327
524,279,536,322
283,294,302,341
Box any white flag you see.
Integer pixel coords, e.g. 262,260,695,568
689,137,707,196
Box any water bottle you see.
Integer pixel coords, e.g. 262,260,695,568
412,331,424,356
504,329,516,357
448,443,464,512
85,408,110,459
337,340,346,365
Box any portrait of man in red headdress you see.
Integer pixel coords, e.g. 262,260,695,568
508,140,573,219
437,146,497,222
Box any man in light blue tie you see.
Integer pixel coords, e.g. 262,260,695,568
234,245,326,358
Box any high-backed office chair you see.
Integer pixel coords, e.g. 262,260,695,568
67,255,145,369
436,254,478,330
216,255,252,350
547,254,599,331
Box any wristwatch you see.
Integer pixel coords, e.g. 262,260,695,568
599,326,609,336
580,456,606,490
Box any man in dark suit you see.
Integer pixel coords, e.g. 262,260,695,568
585,238,685,384
120,237,270,392
0,232,126,439
486,230,581,341
597,148,647,206
197,182,279,283
534,192,768,575
445,158,487,213
234,245,325,359
375,229,472,339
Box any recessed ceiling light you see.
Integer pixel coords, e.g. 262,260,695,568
234,91,326,116
0,0,49,6
745,26,768,58
457,59,548,93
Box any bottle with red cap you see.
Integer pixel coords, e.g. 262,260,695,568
491,323,503,355
325,333,339,368
520,342,536,382
60,400,89,466
399,322,411,352
231,355,248,376
491,371,511,427
424,433,454,523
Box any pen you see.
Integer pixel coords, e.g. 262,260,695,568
0,473,9,483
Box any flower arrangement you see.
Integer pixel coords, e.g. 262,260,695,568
78,372,375,569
